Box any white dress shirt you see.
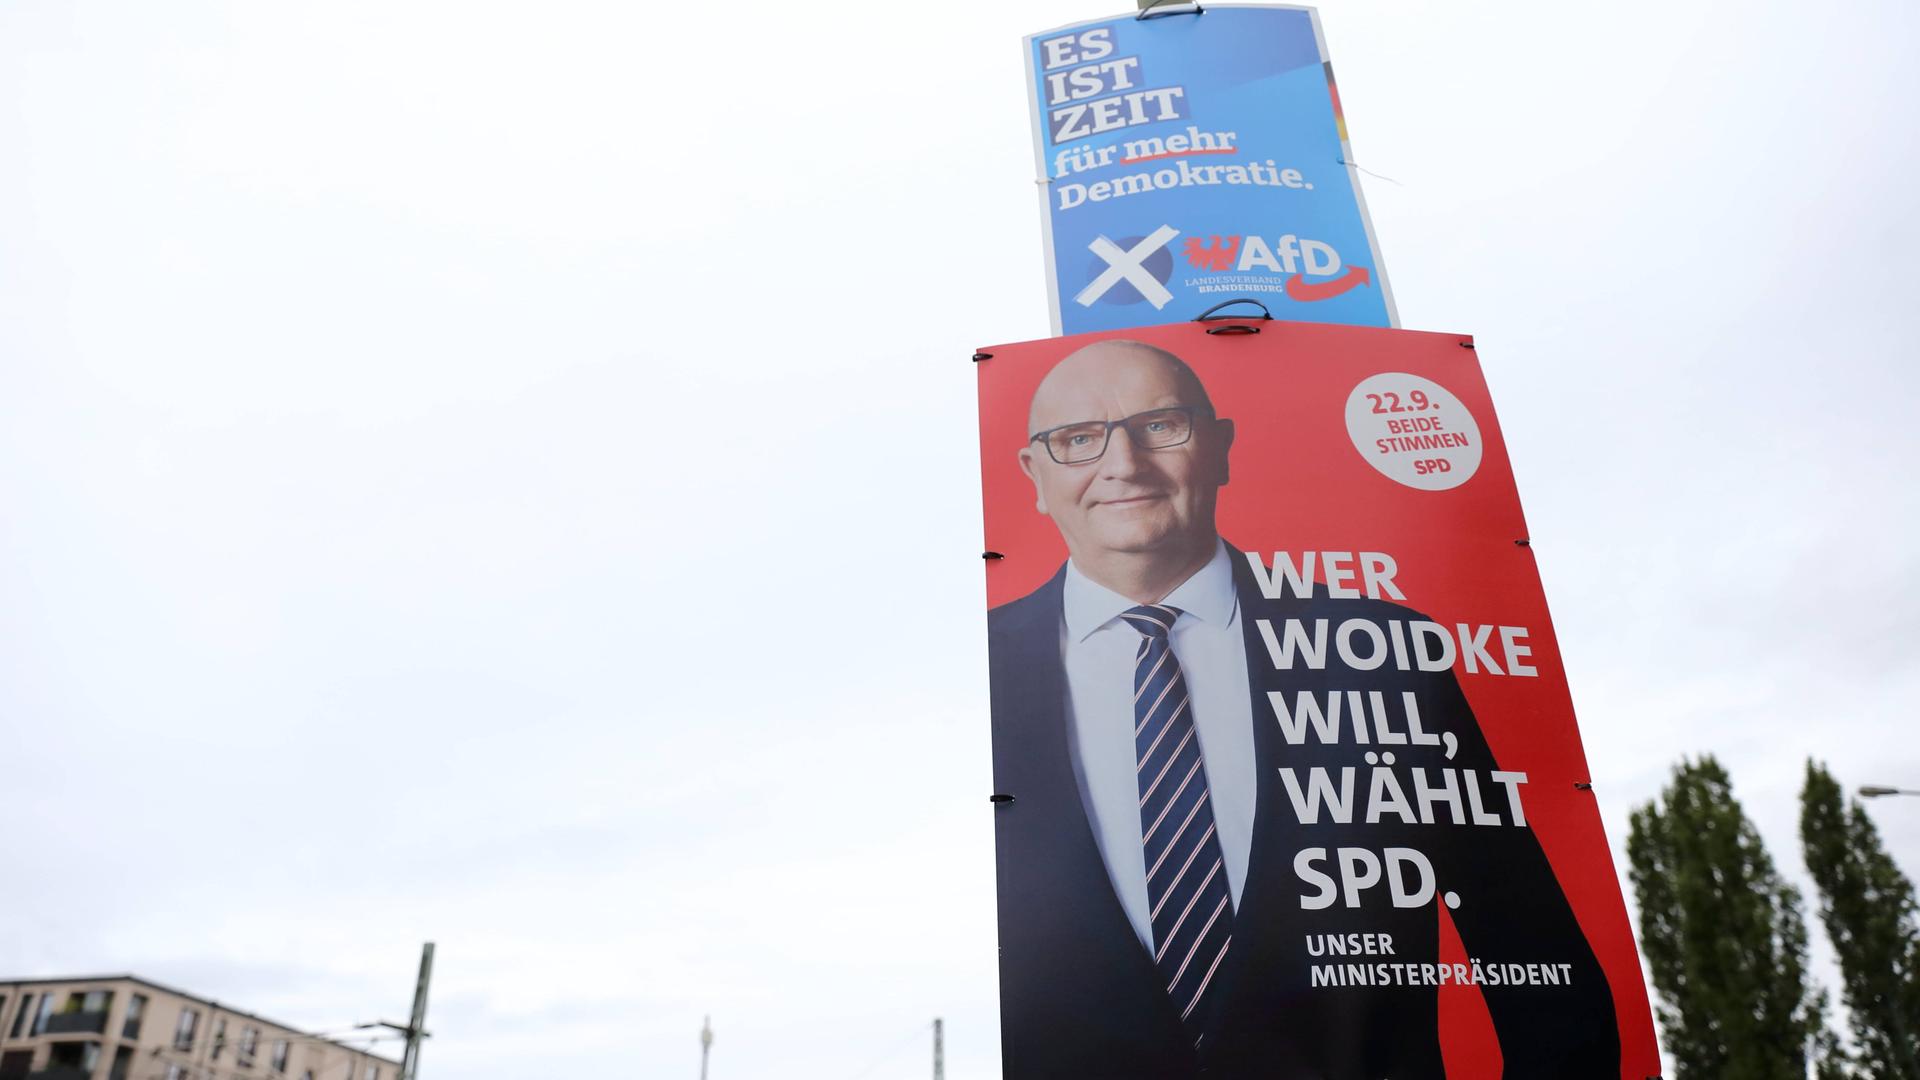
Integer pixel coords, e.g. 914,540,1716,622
1061,539,1256,953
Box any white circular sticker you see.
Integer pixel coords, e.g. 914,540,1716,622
1344,373,1483,491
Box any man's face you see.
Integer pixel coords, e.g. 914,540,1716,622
1017,343,1233,565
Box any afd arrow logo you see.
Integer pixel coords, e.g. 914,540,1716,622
1075,226,1179,309
1175,232,1374,305
1284,266,1371,302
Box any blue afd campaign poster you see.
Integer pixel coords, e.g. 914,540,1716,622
1025,5,1396,334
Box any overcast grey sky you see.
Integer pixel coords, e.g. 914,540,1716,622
3,1,1917,1077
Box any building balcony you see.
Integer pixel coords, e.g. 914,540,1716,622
40,1012,110,1036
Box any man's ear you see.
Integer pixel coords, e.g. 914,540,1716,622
1214,417,1235,486
1017,446,1050,514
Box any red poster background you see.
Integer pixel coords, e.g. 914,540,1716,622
976,319,1658,1078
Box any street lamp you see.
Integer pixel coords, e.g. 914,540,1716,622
1858,785,1920,798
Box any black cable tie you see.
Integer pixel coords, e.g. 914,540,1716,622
982,551,1005,560
1574,782,1594,791
973,351,993,362
1194,297,1274,322
1193,298,1273,336
989,793,1016,804
1458,340,1476,349
1136,0,1203,20
1514,538,1530,547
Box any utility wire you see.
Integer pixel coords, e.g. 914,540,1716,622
844,1020,936,1080
1336,157,1404,186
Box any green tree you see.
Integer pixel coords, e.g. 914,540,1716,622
1629,755,1828,1078
1800,761,1920,1080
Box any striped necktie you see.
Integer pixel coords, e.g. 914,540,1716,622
1123,603,1234,1047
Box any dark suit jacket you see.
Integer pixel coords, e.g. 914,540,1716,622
987,551,1620,1079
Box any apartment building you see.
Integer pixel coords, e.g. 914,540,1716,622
0,977,400,1080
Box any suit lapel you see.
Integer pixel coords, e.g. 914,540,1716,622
990,568,1190,1048
1191,546,1308,1048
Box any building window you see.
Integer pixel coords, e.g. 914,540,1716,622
174,1007,201,1051
9,993,33,1038
212,1017,228,1060
108,1045,134,1080
270,1039,289,1073
165,1066,188,1080
58,989,113,1016
238,1025,259,1067
364,1067,378,1080
124,994,149,1040
300,1072,314,1080
47,1041,103,1072
31,994,54,1036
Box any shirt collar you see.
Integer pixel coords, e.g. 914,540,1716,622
1062,538,1238,643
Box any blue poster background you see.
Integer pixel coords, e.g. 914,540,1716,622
1027,6,1395,334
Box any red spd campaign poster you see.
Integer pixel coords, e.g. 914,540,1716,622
974,318,1658,1079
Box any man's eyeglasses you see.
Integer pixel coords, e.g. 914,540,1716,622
1028,406,1205,465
